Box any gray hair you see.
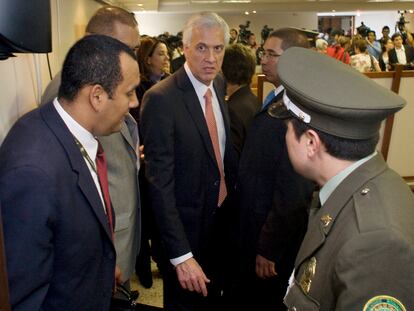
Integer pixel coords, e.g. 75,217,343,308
182,12,229,46
315,38,328,51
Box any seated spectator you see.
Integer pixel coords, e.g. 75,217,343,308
351,39,381,72
315,38,328,54
379,38,394,71
366,30,382,60
388,33,414,70
327,35,351,64
221,43,260,156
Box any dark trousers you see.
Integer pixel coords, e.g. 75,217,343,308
158,203,235,311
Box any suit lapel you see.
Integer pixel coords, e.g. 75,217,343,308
40,103,114,243
295,154,387,268
176,68,218,168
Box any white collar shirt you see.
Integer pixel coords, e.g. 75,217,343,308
184,62,226,161
395,45,407,65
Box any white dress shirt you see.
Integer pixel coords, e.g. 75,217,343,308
395,45,407,65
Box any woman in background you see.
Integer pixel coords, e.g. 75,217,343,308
379,38,394,71
131,37,170,288
130,37,170,121
350,39,381,73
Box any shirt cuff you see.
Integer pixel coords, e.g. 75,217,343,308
170,252,193,267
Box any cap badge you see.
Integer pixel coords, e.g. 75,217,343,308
299,257,317,294
363,295,407,311
321,214,333,227
283,92,311,123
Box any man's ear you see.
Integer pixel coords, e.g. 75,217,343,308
305,129,322,158
89,84,106,112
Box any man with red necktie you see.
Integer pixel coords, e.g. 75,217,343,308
0,35,140,310
140,12,237,311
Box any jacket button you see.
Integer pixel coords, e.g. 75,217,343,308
214,180,219,186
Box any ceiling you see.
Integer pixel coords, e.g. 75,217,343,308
100,0,414,13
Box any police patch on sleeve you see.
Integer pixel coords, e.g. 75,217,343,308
363,295,407,311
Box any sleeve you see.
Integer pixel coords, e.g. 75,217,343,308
0,166,56,309
140,89,192,259
257,131,313,269
334,229,414,310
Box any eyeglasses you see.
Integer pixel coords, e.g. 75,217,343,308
258,50,282,60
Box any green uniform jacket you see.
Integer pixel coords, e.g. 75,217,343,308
284,154,414,310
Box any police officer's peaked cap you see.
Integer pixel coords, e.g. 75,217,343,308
270,47,406,139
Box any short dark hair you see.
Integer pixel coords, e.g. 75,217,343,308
382,26,390,31
58,35,136,101
392,33,403,41
86,6,137,36
289,118,379,161
268,28,309,50
222,43,256,85
368,30,376,36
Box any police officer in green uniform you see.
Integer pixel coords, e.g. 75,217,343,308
269,47,414,311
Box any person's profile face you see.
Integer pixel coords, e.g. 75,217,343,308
148,42,170,75
367,32,376,42
230,29,237,39
99,53,140,135
261,36,284,86
184,25,225,85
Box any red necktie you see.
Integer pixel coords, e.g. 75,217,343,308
96,142,114,239
204,88,227,206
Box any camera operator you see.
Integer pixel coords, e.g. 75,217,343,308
396,13,414,46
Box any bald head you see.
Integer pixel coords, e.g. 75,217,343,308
86,6,140,50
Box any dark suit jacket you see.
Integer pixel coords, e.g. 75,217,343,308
227,85,260,156
285,154,414,310
388,45,414,69
237,92,314,280
0,203,10,311
0,102,116,311
140,67,237,265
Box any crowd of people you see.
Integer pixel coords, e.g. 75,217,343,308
0,6,414,311
316,25,414,72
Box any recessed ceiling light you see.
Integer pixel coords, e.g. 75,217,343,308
245,11,249,15
137,3,143,6
252,10,257,13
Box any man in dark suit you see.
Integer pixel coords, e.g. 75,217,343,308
276,47,414,311
140,12,237,311
388,32,414,69
41,6,142,288
0,203,10,311
0,35,140,310
230,28,314,310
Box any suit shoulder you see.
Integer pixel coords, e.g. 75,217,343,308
352,168,414,235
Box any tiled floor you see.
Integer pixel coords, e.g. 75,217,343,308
131,260,163,308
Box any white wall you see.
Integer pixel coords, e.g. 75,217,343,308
135,11,318,41
0,0,101,144
354,11,400,37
